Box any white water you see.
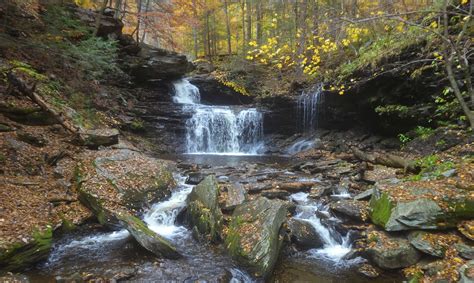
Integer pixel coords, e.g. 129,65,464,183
172,78,201,104
297,84,324,133
172,79,264,155
286,138,316,155
290,193,352,262
144,175,193,240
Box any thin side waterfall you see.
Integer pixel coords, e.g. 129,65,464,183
172,79,264,155
297,84,324,133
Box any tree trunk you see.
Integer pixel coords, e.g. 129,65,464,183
135,0,142,42
246,0,252,44
93,0,109,37
256,0,263,45
224,0,232,55
241,0,246,52
140,0,150,43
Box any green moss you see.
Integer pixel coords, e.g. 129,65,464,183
0,226,52,272
225,216,245,257
130,119,145,132
9,60,48,81
369,192,394,228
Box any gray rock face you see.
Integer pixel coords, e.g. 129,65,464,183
225,197,288,279
456,243,474,260
186,172,207,185
186,175,223,242
74,7,124,38
408,231,446,258
330,200,368,222
366,231,421,269
129,45,193,83
80,128,119,148
459,260,474,283
223,183,247,211
117,212,180,259
288,218,324,249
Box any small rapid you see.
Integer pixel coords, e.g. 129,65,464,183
172,79,264,155
290,192,353,263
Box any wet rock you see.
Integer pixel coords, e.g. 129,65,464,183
186,175,223,242
128,45,193,83
225,197,288,278
185,172,207,185
78,149,176,227
217,176,229,183
459,260,474,283
354,188,373,200
366,231,421,269
16,130,47,147
309,185,332,198
246,183,272,194
117,211,180,259
261,190,290,200
80,128,119,148
0,226,52,272
189,74,253,105
408,231,448,258
455,243,474,260
287,218,324,249
369,186,473,231
0,273,30,282
223,183,247,211
330,200,368,222
357,263,380,278
0,103,56,125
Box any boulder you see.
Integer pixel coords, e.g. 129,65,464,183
76,149,179,259
0,226,52,272
287,218,324,249
369,184,474,231
225,197,288,278
458,220,474,241
366,230,421,269
455,243,474,260
408,231,453,258
128,45,193,83
354,188,374,200
330,199,368,222
186,175,223,242
80,128,119,148
459,260,474,283
223,183,247,211
74,7,123,38
186,172,207,185
117,212,180,259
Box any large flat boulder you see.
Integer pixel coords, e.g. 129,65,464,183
128,45,193,83
287,218,324,250
186,175,223,242
225,197,288,279
366,230,421,269
369,181,473,231
76,149,180,258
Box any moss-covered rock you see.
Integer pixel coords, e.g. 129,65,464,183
225,197,288,279
117,211,180,259
0,226,52,272
369,184,474,231
186,175,223,242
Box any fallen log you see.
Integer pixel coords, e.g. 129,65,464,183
7,72,82,136
351,147,419,173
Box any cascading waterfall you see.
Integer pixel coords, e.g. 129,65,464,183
297,84,324,133
290,192,353,262
172,79,264,155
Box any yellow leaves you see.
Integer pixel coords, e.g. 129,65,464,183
430,21,438,29
245,55,253,60
461,0,468,4
433,52,443,61
341,39,350,47
248,41,257,47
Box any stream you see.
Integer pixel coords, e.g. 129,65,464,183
24,79,403,282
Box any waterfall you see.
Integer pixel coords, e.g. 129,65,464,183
172,79,201,104
297,84,324,133
290,192,352,262
171,79,264,155
144,175,193,240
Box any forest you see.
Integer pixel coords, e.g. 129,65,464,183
0,0,473,282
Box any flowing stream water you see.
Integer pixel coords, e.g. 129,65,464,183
173,79,264,155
